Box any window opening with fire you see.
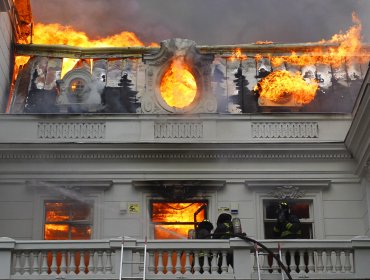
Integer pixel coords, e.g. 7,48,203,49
263,200,313,239
44,201,93,240
151,201,208,239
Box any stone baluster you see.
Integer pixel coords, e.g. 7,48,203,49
148,251,155,275
335,250,342,272
210,250,218,274
174,250,181,275
50,251,58,275
87,250,95,274
105,250,113,274
96,250,104,274
221,251,228,273
202,250,210,274
157,250,164,274
166,250,173,274
271,253,279,274
78,251,85,274
307,250,315,273
184,251,191,274
289,251,298,274
326,250,333,272
31,251,40,275
344,250,352,272
69,251,76,275
316,250,324,272
23,251,31,275
193,251,200,274
40,251,48,275
60,251,67,275
14,251,22,275
298,250,306,275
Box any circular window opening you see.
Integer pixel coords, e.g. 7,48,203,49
69,78,86,102
160,60,197,109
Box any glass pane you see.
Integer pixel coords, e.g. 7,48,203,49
44,224,69,240
71,204,91,221
265,201,310,219
151,202,206,223
264,222,313,239
71,225,92,240
45,202,70,222
154,224,195,239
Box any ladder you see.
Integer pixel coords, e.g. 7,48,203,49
254,243,285,280
119,237,147,280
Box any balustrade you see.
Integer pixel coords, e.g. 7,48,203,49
1,237,369,280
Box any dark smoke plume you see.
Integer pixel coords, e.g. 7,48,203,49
30,0,370,44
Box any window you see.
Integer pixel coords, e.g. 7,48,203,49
263,200,314,239
44,201,92,240
150,201,208,239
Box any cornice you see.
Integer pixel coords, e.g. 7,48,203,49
0,149,351,161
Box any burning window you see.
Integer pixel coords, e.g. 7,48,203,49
151,201,207,239
44,201,92,240
160,59,197,109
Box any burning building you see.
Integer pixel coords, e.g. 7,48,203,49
1,1,370,280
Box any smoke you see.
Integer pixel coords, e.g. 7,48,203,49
30,0,370,45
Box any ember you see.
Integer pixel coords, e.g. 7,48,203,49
255,70,318,105
160,59,197,109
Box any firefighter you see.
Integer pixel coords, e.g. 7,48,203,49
273,202,302,239
195,219,214,272
213,213,234,270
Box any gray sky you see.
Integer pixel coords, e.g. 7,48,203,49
30,0,370,45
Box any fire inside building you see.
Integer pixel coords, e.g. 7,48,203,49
1,1,370,280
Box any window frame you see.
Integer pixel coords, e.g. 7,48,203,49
251,182,326,239
32,188,104,240
262,199,314,239
43,200,94,240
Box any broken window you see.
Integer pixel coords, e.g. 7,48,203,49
151,201,208,239
44,201,92,240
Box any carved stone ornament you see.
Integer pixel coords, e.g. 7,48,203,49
268,185,305,199
141,38,216,114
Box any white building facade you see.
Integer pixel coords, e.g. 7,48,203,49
1,2,370,279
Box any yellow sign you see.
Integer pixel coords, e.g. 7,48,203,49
128,203,140,214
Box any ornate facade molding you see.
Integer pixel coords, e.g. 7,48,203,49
252,122,319,139
37,122,106,139
0,150,351,160
154,121,203,138
268,185,305,199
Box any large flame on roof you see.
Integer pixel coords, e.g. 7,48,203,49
269,13,366,68
255,70,318,105
15,23,158,77
160,58,197,109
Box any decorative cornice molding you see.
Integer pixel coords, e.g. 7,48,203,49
154,121,203,138
26,180,113,191
246,179,331,189
0,150,351,160
252,121,319,139
37,122,106,139
268,185,305,199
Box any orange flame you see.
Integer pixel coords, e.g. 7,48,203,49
160,58,197,109
229,48,247,61
255,41,273,45
14,23,159,78
269,13,368,68
255,70,318,105
152,202,206,239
